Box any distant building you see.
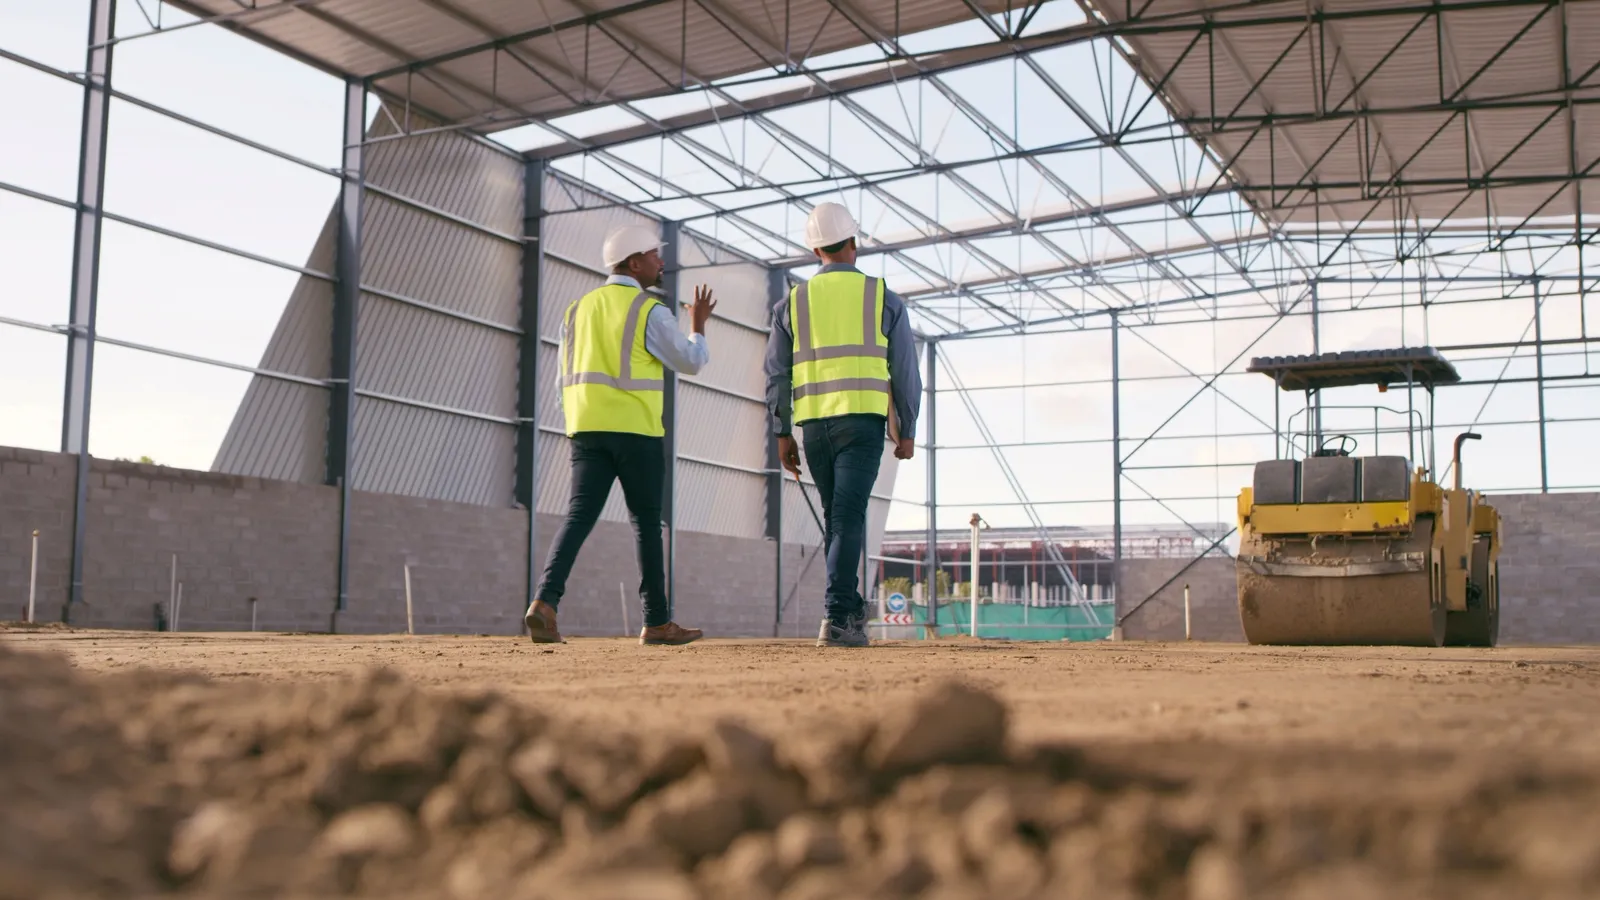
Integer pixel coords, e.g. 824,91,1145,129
877,523,1233,597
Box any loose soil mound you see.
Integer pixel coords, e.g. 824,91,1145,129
2,640,1597,899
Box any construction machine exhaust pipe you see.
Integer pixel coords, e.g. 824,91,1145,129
1452,432,1481,491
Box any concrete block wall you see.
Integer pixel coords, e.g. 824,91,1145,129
0,446,826,637
0,447,74,624
1490,492,1600,644
1116,556,1243,641
1,449,341,632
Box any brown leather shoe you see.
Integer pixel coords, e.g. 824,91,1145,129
525,600,563,644
639,621,703,646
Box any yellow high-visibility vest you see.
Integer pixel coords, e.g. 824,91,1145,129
560,284,666,437
790,270,889,425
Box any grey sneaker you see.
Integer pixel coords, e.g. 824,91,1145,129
816,615,870,648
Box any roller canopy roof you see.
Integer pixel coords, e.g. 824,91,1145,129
1247,348,1461,392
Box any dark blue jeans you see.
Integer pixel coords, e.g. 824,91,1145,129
536,431,670,628
800,413,885,622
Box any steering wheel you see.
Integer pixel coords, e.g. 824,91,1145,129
1316,434,1357,457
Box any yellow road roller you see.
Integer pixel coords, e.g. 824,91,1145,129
1235,348,1500,647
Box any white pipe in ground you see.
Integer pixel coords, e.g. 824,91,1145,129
169,555,178,631
403,564,414,636
26,530,39,624
969,513,983,638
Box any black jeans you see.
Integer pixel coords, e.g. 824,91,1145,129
800,413,885,622
536,431,670,628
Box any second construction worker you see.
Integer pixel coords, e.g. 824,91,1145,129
524,224,714,646
765,202,921,647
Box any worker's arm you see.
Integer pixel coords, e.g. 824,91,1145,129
642,299,710,375
764,288,802,476
882,286,922,458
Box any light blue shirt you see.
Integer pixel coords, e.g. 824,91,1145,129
557,274,710,415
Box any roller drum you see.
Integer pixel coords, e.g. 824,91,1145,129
1237,519,1445,647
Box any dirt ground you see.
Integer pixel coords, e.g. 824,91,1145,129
4,628,1600,899
17,630,1600,753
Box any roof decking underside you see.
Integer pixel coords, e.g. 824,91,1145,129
169,0,1019,131
1089,0,1600,226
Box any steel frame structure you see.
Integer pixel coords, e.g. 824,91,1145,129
3,0,1597,631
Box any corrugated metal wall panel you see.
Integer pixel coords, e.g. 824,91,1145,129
689,325,768,401
676,383,766,470
677,238,775,333
352,396,514,507
211,212,335,480
677,458,765,539
213,378,329,484
361,192,520,326
366,129,522,237
355,292,518,418
214,109,522,502
343,107,522,503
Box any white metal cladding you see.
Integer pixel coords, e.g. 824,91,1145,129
676,458,765,538
213,104,523,504
354,292,519,417
1088,0,1600,224
213,379,330,484
675,383,767,471
677,236,776,333
360,192,521,327
365,123,523,237
351,396,514,505
167,0,1015,129
212,213,336,481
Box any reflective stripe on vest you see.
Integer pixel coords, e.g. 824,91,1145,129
790,271,890,425
560,285,666,437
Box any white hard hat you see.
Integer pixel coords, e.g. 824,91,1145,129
804,202,858,250
602,224,667,269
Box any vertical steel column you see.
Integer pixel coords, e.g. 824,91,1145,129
767,267,787,637
1310,283,1322,439
1534,279,1549,492
661,220,681,613
923,339,939,635
1110,311,1123,606
328,78,365,625
62,0,117,622
517,159,546,617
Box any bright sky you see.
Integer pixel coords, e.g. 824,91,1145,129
3,1,1596,543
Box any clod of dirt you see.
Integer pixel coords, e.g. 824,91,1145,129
317,804,418,858
4,638,1600,900
865,680,1007,773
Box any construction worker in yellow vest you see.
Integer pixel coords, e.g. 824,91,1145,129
765,202,921,647
524,224,715,646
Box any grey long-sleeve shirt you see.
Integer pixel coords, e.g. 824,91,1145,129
765,262,921,438
557,274,708,418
